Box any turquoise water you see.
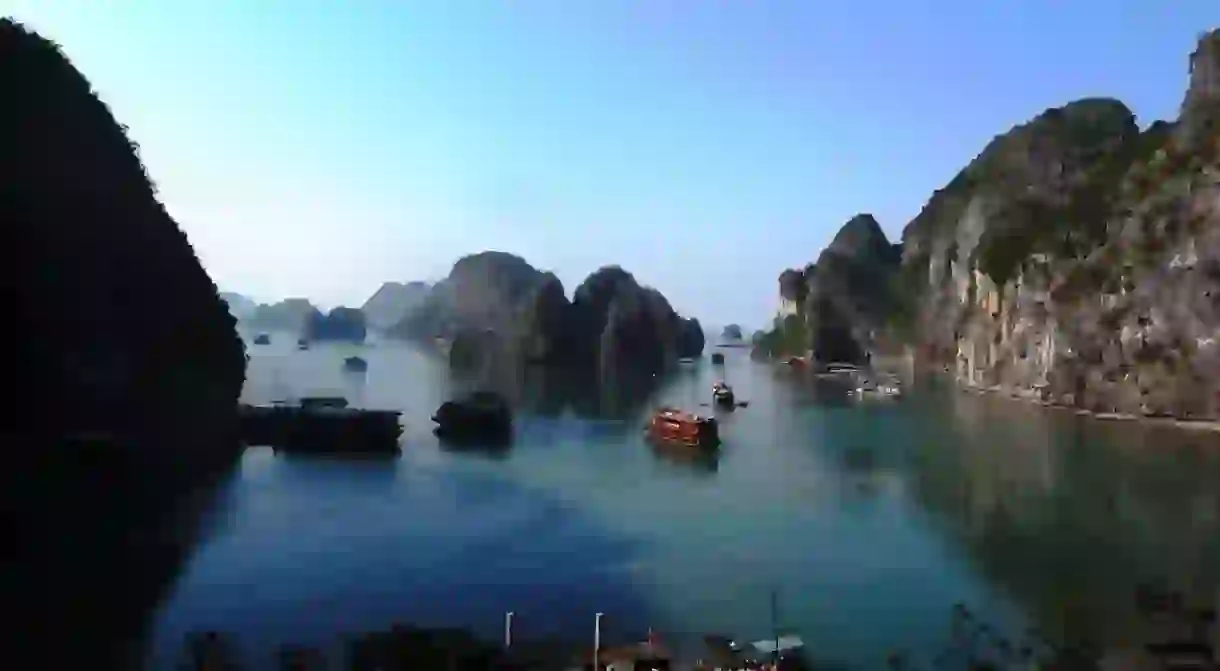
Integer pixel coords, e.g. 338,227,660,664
146,334,1220,668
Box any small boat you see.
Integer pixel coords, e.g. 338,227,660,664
297,338,310,351
712,381,735,407
710,352,725,365
647,407,719,447
253,333,271,345
784,356,806,368
343,356,368,372
433,391,513,442
854,374,903,400
299,396,349,410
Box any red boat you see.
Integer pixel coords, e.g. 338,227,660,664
647,407,720,448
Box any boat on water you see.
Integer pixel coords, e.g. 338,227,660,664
343,356,368,372
710,352,725,365
253,333,271,345
432,391,513,443
297,338,310,351
712,381,735,407
854,373,903,400
647,407,719,448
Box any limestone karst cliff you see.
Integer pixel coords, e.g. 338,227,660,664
389,252,703,375
902,30,1220,418
303,306,367,343
3,17,246,452
360,280,430,332
760,214,902,362
2,17,246,668
764,29,1220,419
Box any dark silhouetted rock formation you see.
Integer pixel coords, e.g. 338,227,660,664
1,17,246,669
759,214,901,362
304,306,367,343
390,253,701,376
360,280,430,332
250,297,316,332
678,317,706,358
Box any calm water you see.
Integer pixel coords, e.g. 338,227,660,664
144,332,1220,668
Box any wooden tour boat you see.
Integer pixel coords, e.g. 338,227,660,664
647,407,719,447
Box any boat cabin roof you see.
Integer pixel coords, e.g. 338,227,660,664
656,407,707,423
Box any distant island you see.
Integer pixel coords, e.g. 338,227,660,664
361,281,430,333
247,298,316,333
388,251,705,376
303,306,366,343
758,29,1220,420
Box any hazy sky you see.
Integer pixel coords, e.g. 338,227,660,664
8,1,1216,328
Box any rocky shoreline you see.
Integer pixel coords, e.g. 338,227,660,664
952,374,1220,433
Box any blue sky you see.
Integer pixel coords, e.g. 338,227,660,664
9,1,1216,328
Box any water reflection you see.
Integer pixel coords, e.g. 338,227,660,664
911,389,1220,653
10,439,237,670
650,442,721,475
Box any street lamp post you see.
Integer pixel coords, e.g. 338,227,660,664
593,612,603,670
504,611,513,649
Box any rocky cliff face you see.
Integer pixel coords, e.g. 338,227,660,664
900,29,1220,418
2,17,246,447
762,214,901,362
360,280,429,332
390,253,702,375
2,18,246,667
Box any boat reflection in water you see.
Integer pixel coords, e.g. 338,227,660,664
650,439,720,474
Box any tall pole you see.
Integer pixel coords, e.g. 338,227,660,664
593,612,603,670
504,611,513,649
771,588,780,667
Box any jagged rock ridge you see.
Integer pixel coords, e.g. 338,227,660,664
760,214,902,362
250,297,316,333
360,280,429,332
875,29,1220,418
304,306,367,343
389,252,703,375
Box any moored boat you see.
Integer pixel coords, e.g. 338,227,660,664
253,333,271,345
432,391,513,443
297,338,310,350
647,407,719,448
712,381,735,407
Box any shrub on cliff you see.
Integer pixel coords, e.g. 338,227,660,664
2,17,245,444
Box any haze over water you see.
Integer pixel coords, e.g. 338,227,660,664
146,334,1220,668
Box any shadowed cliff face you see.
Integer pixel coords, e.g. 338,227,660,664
304,306,368,342
391,254,703,379
761,214,901,362
1,17,246,668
